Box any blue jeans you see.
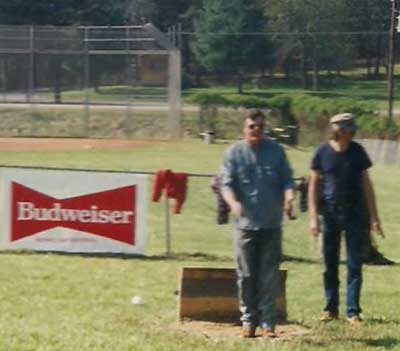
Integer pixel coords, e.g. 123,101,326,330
320,209,368,317
235,228,282,329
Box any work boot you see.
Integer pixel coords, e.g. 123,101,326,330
260,322,277,338
320,311,339,322
346,315,363,326
261,328,277,338
241,326,256,338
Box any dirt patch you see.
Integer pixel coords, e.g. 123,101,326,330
177,321,310,341
0,137,156,151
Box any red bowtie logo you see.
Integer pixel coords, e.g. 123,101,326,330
11,182,136,245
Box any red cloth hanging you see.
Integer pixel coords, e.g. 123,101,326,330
152,170,188,214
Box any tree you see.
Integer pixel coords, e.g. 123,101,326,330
345,0,390,78
194,0,272,93
0,0,127,26
266,0,355,90
0,0,78,25
124,0,158,24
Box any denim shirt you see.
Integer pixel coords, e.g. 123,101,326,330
221,139,295,230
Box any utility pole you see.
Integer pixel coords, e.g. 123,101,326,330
387,0,398,120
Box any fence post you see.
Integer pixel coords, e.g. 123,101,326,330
387,0,397,120
168,49,181,139
164,195,171,256
83,27,90,137
125,26,133,136
0,57,6,102
28,25,34,105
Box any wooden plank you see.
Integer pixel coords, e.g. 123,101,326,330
180,297,240,322
178,267,287,323
181,278,237,298
182,267,237,280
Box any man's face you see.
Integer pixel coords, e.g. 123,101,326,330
332,122,356,143
243,116,265,145
337,129,355,143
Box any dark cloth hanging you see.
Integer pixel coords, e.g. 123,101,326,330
210,174,230,225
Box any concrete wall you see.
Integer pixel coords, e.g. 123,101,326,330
357,139,400,166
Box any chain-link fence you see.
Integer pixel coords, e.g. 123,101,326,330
179,31,392,89
0,26,398,143
0,24,181,139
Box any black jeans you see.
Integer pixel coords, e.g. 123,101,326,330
320,209,368,317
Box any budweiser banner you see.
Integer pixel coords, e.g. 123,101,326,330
0,168,147,254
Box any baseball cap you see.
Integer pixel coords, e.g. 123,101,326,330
330,113,357,132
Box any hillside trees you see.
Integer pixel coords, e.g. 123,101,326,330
194,0,273,93
345,0,390,77
0,0,126,25
0,0,394,92
266,0,356,90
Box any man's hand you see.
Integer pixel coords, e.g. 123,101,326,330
284,189,296,220
310,216,320,237
221,188,242,219
230,201,243,219
370,217,384,238
284,198,296,220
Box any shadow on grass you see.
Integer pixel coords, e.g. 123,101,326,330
0,249,233,262
0,250,324,264
368,318,400,326
282,254,320,265
300,336,399,350
354,337,399,350
8,250,395,267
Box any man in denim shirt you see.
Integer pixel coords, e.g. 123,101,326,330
221,109,295,338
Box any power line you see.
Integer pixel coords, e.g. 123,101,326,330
181,31,389,36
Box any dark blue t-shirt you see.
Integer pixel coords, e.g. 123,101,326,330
311,141,372,211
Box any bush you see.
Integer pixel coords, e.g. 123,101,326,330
187,90,399,143
223,95,270,109
290,94,376,128
186,91,227,106
357,115,400,140
182,72,193,90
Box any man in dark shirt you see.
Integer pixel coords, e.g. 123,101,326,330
308,113,383,326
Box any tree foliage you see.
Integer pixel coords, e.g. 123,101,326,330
0,0,394,92
194,0,272,93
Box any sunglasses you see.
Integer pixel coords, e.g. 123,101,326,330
248,123,264,130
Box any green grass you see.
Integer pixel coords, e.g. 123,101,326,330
0,107,206,139
38,86,169,104
0,140,399,350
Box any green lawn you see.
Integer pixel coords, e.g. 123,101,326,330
37,86,169,104
0,140,399,351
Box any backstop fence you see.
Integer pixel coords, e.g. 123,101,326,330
0,24,181,139
0,26,398,143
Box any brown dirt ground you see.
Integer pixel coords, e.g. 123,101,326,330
177,321,310,341
0,137,155,151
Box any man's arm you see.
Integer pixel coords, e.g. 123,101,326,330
362,170,384,237
280,148,296,218
284,188,296,219
221,188,242,219
308,170,321,237
220,148,243,219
